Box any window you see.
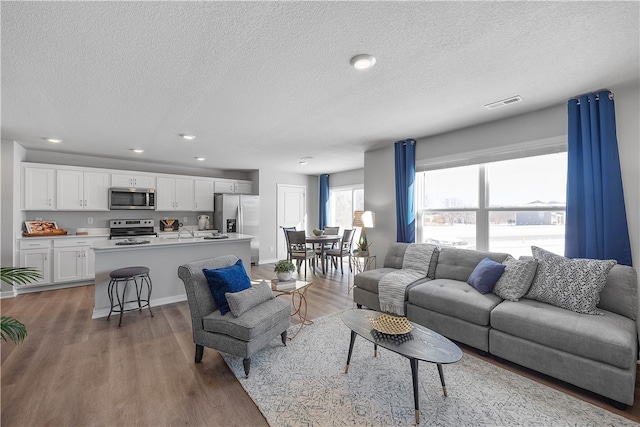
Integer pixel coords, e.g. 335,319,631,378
416,152,567,258
330,185,363,234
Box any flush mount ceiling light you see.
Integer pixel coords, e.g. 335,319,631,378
180,134,196,140
45,138,63,143
195,157,206,161
131,148,144,153
350,54,376,70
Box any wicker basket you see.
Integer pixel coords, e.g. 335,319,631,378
369,314,413,335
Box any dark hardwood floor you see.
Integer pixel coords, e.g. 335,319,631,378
2,261,638,426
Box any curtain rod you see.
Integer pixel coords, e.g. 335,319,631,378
571,91,614,104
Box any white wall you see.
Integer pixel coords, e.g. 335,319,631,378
365,81,640,272
330,169,364,188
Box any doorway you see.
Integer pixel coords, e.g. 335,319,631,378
276,184,306,260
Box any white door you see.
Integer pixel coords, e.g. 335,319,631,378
277,184,306,260
194,179,213,211
53,248,83,283
19,249,52,285
23,167,55,210
174,178,194,211
155,177,176,211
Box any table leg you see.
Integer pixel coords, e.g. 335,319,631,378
437,363,447,397
410,358,420,424
345,330,357,373
286,289,314,340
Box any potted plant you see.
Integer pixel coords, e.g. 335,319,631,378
274,259,296,281
357,235,369,256
1,267,41,344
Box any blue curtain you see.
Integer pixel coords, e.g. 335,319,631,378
565,90,632,266
395,139,416,243
319,174,330,230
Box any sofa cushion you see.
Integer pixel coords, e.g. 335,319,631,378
226,280,274,317
525,246,616,315
435,248,510,282
467,257,506,294
491,299,637,370
353,268,400,294
597,264,638,320
492,256,538,301
408,279,503,326
202,259,251,315
202,296,290,342
383,243,410,269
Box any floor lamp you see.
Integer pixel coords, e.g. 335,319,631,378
353,210,375,256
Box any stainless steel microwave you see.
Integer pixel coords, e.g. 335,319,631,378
109,187,156,210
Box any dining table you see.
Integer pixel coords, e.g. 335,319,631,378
306,234,342,275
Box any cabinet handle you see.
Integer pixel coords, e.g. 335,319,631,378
44,254,48,260
134,179,137,186
48,198,52,206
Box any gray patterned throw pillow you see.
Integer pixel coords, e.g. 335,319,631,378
525,246,616,314
492,255,538,301
225,280,274,317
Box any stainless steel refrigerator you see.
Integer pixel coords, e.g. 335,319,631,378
213,194,260,264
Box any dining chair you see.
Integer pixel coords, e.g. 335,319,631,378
325,229,355,274
282,227,296,260
286,230,316,278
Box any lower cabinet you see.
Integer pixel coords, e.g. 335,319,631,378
17,237,103,288
18,241,53,286
53,240,98,283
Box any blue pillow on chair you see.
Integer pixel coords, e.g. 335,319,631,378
467,257,506,294
202,259,251,315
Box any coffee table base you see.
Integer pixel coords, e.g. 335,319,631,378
344,330,450,425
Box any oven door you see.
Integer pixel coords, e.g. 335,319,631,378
109,188,155,210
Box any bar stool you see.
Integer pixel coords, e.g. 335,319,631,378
107,266,154,326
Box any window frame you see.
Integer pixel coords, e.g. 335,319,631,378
416,146,567,253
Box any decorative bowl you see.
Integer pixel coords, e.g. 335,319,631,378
313,229,324,236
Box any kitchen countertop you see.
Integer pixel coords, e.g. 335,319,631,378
91,233,253,251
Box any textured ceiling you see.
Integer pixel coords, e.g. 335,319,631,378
2,1,639,175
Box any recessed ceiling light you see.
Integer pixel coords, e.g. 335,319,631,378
131,148,144,153
299,161,308,165
195,157,206,161
350,54,376,70
45,138,63,143
180,134,196,140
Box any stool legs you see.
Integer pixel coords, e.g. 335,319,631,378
106,273,153,326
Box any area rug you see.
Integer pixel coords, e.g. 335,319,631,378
222,311,638,426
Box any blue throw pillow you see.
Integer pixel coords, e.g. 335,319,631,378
467,257,506,294
202,259,251,315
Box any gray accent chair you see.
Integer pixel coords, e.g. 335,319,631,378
178,255,291,377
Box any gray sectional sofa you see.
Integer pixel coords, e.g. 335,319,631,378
353,242,639,407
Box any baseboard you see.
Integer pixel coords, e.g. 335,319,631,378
0,289,17,299
259,257,278,264
92,293,188,319
15,280,92,295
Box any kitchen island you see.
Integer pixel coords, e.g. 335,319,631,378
92,233,253,319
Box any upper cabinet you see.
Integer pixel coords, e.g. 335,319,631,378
111,173,155,189
156,177,194,211
194,178,214,211
214,179,253,194
23,166,56,210
56,170,110,211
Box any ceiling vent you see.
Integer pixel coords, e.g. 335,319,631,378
484,95,523,110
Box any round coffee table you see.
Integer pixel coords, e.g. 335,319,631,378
341,309,462,424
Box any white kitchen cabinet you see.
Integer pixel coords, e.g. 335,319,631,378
23,166,55,210
213,179,253,194
111,173,156,189
156,177,194,211
194,179,214,211
18,240,53,286
234,181,253,194
56,170,110,211
53,239,98,283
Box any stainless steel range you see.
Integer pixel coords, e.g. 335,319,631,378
109,219,157,240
